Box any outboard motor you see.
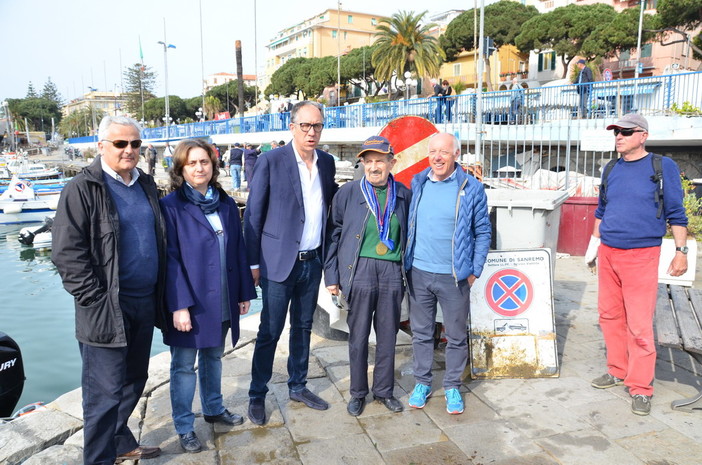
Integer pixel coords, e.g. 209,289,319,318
18,216,53,246
0,332,25,418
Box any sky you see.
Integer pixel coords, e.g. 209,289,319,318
0,0,466,103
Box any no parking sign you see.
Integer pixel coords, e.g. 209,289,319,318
470,249,558,379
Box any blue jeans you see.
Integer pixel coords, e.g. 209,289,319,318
230,165,242,190
165,156,173,171
169,324,227,435
249,255,322,398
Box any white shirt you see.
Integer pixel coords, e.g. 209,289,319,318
100,158,140,187
292,144,324,251
164,146,174,157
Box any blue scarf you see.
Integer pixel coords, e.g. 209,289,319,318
360,174,397,251
181,183,220,214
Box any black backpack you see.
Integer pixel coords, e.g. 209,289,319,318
600,153,664,219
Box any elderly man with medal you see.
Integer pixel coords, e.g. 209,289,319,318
325,136,411,417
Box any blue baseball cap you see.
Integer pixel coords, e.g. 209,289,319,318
357,135,393,158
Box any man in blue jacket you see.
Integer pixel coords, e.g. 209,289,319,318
324,136,411,416
244,101,337,425
405,132,491,415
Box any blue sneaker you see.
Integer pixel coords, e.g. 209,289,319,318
408,383,432,408
445,388,464,414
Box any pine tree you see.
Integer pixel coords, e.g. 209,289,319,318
26,82,38,98
42,77,63,106
123,63,157,120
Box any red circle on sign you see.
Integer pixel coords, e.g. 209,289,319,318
484,268,534,317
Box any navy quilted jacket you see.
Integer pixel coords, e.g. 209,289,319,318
405,165,491,282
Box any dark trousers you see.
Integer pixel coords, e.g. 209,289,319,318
249,255,322,399
408,268,470,390
79,293,155,465
347,258,403,399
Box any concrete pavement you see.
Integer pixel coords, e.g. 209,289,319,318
4,253,702,465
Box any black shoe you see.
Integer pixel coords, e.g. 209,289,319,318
203,408,244,426
178,431,202,453
374,395,404,413
248,398,267,425
347,397,366,416
289,388,330,410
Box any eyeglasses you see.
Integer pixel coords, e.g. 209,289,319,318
102,139,143,149
294,122,324,133
613,128,645,137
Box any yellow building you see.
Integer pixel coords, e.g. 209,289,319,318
439,44,528,92
262,9,387,91
62,91,128,117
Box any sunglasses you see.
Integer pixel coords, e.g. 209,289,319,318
613,128,645,137
102,139,143,149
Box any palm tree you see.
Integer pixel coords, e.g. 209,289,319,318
203,95,221,120
371,10,445,86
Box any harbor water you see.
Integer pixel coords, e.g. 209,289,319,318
0,224,261,413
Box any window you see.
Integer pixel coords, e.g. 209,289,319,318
347,15,353,24
620,50,630,60
344,31,347,40
332,30,337,39
538,51,556,72
453,63,461,76
371,18,377,25
641,43,652,58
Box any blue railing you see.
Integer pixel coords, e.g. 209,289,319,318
74,71,702,144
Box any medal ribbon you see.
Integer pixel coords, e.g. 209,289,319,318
360,174,396,251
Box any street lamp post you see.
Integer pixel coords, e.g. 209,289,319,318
158,20,176,141
404,71,412,100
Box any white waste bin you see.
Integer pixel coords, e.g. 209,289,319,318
486,189,569,265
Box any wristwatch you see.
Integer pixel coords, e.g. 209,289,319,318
675,246,689,254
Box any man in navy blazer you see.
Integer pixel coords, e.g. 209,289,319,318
244,101,337,425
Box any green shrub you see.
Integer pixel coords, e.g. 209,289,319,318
682,176,702,237
670,101,702,116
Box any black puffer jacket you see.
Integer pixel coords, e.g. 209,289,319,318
52,157,167,347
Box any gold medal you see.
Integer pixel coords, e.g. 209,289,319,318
375,243,388,255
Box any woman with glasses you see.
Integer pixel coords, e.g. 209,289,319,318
160,139,256,453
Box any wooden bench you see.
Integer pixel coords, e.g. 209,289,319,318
655,283,702,412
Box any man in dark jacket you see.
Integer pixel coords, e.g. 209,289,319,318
244,101,337,425
145,143,157,175
52,115,167,465
575,59,594,118
229,142,244,190
324,135,411,417
243,143,260,189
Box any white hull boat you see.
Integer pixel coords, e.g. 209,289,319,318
0,177,60,226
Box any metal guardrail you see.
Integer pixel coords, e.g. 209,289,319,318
66,72,702,196
134,71,702,141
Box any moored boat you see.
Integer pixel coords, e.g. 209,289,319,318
0,176,60,226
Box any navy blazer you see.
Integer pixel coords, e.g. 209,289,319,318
244,144,337,282
160,188,257,349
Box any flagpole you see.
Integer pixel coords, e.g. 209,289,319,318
139,36,145,123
